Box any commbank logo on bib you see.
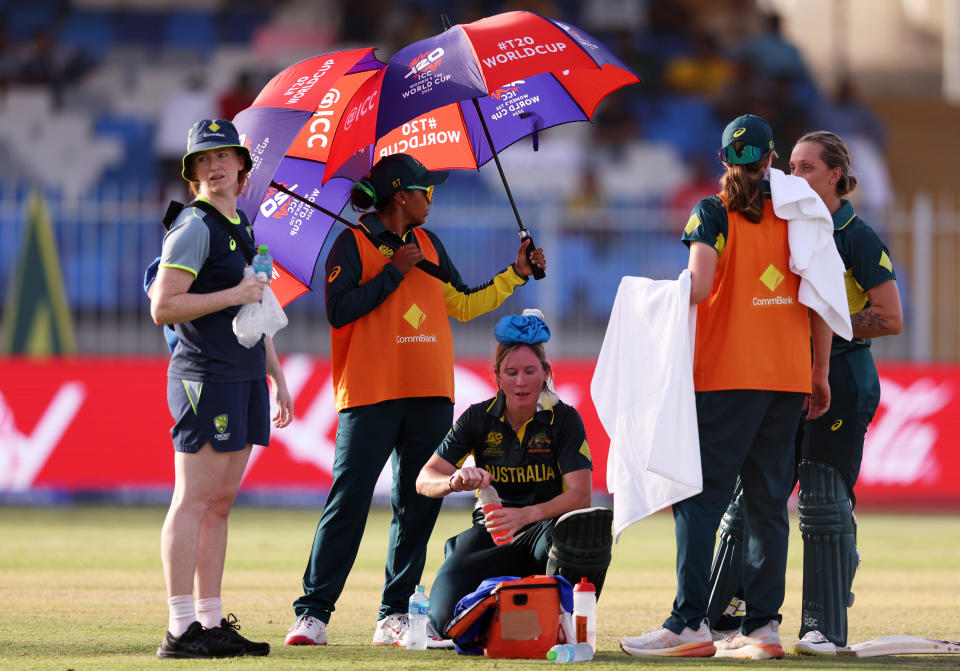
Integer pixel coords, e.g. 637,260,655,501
753,264,794,306
759,264,784,292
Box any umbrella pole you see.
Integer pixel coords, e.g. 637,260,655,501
269,181,450,283
471,98,546,279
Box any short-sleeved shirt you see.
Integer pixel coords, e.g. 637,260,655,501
436,392,593,509
830,200,897,355
160,201,265,381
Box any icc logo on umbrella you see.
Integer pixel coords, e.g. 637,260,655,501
405,48,444,80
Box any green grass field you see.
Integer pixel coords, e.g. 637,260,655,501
0,505,957,670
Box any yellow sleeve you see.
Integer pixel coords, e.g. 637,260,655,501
443,265,527,322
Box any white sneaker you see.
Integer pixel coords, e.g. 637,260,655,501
714,620,784,659
620,618,716,657
712,628,739,643
795,630,838,656
425,620,455,649
372,613,408,646
284,614,327,646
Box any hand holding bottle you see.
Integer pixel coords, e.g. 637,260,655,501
448,466,491,492
478,485,514,545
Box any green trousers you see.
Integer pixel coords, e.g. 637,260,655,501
665,389,804,635
293,396,453,622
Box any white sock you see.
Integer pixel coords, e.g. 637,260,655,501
196,597,223,629
167,595,195,637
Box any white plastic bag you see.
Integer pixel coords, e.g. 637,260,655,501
232,266,288,348
261,280,288,338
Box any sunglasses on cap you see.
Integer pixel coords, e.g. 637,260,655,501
407,185,434,204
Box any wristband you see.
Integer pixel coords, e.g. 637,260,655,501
448,473,457,493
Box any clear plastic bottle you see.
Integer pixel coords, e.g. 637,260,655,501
573,577,597,651
546,642,594,662
477,485,513,545
406,585,429,650
252,244,273,279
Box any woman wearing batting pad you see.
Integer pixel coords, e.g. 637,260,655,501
151,119,294,659
416,311,611,639
620,114,835,660
705,131,903,656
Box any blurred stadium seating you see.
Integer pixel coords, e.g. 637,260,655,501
0,0,948,358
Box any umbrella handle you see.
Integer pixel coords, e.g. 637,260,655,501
520,230,546,280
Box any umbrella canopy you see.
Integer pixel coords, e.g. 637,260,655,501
322,11,639,183
233,48,386,306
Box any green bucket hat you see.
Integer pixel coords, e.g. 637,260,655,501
181,119,253,182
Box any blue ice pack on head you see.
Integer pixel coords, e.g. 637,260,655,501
494,315,550,345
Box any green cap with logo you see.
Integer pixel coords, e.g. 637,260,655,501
720,113,776,165
364,153,449,203
182,118,253,182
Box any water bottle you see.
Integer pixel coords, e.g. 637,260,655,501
573,577,597,651
477,485,513,545
406,585,429,650
252,244,272,280
546,642,594,662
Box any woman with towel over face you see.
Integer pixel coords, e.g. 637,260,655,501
787,131,901,655
620,114,834,660
700,131,903,658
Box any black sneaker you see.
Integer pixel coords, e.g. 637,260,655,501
157,620,244,659
206,613,270,656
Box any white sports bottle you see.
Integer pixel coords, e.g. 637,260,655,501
546,642,594,662
573,577,597,651
406,585,430,650
252,244,272,279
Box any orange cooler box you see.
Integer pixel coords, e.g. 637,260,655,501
475,575,564,659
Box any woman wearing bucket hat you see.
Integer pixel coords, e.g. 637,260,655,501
620,114,834,659
151,118,293,659
285,153,545,647
415,310,612,643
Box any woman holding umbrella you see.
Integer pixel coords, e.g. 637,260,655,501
285,152,545,647
151,119,294,658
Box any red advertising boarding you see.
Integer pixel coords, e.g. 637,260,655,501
0,357,957,508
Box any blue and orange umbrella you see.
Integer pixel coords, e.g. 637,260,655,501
320,11,640,276
233,48,386,306
234,13,639,302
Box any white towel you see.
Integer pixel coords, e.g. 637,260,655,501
591,271,702,541
768,167,853,341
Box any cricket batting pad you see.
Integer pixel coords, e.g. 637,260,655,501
798,459,859,647
706,480,745,629
546,507,613,597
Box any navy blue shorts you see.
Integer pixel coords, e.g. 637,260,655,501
167,377,270,453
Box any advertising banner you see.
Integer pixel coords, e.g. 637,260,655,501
0,358,956,507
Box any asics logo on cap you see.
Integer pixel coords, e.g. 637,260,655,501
733,127,747,138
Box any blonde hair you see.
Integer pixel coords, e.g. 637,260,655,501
720,140,768,223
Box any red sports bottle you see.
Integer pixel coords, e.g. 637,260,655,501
478,485,513,545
